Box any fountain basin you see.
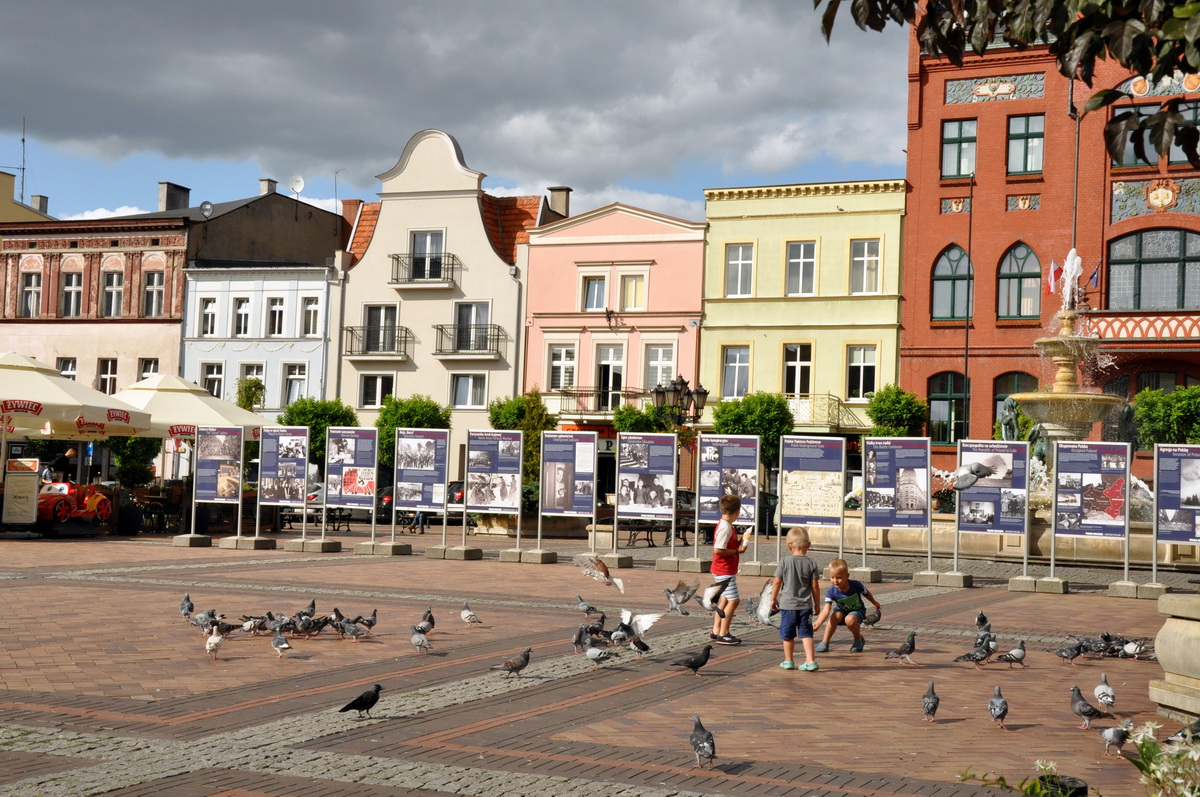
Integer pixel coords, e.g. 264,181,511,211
1009,390,1123,432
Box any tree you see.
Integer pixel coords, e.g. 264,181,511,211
815,0,1200,166
611,403,697,450
105,436,162,488
374,394,452,470
865,384,928,437
487,388,558,484
235,376,265,463
276,398,358,471
1133,385,1200,445
710,393,795,473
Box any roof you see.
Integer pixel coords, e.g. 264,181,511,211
480,194,543,264
113,195,260,221
346,201,379,266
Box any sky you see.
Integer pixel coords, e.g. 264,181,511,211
0,1,910,223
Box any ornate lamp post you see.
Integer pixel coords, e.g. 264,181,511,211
652,375,709,425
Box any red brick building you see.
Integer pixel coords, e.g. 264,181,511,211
901,33,1200,477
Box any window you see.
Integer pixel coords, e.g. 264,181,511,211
620,274,645,311
784,343,812,395
786,241,816,296
361,374,394,408
1007,115,1044,174
994,372,1037,422
233,298,251,337
202,363,224,398
284,364,307,405
644,344,674,390
548,345,576,390
932,245,974,319
998,243,1041,318
200,298,217,336
241,363,264,383
20,272,41,317
56,357,76,381
846,345,876,400
61,272,82,318
142,271,164,317
302,297,320,337
266,297,285,336
929,371,969,444
97,359,118,395
941,119,977,178
583,277,606,311
364,305,398,352
411,231,444,279
1138,371,1180,393
596,344,624,410
721,346,750,399
1108,229,1200,311
450,374,486,408
138,358,159,380
724,244,753,297
101,272,123,318
1170,102,1200,164
455,302,489,350
1113,106,1156,167
850,239,880,294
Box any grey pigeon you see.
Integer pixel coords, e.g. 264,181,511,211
988,685,1008,729
953,461,995,491
693,580,728,618
885,631,918,665
1166,718,1200,745
410,625,432,654
571,624,588,653
664,580,697,616
975,610,988,631
416,606,435,634
179,592,193,620
340,619,366,642
1071,685,1112,729
996,640,1028,668
862,606,882,626
922,681,939,722
584,636,611,667
297,598,316,619
338,684,382,718
1056,640,1084,666
573,552,624,593
754,579,777,627
1101,719,1132,756
954,637,995,670
974,623,992,648
1094,672,1115,709
575,595,599,616
492,647,532,678
353,609,377,634
689,715,716,770
270,631,291,659
670,644,713,676
461,601,483,627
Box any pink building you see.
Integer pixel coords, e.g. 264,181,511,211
524,203,705,495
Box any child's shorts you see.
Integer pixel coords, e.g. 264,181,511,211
779,609,814,641
832,608,866,624
714,574,739,601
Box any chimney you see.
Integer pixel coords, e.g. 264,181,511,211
30,195,48,214
259,178,277,195
157,182,191,212
548,186,572,218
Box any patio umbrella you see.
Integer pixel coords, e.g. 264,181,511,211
0,352,151,439
113,374,265,438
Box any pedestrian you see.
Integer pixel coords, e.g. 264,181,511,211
770,527,821,671
709,494,750,645
814,558,882,653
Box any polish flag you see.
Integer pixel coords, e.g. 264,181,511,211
1046,260,1063,295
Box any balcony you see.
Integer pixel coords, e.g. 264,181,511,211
344,325,413,361
389,253,460,288
785,393,871,432
432,323,505,359
550,386,651,417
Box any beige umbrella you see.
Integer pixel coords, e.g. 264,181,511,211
113,374,265,438
0,352,151,438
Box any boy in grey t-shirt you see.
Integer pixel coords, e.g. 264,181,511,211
770,527,821,671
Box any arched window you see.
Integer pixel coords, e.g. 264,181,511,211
993,371,1038,423
928,371,969,444
932,246,973,320
1108,229,1200,311
997,244,1041,318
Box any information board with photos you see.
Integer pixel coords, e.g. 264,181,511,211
779,435,846,528
956,440,1029,535
1053,441,1131,538
195,425,244,504
541,431,597,517
257,427,309,507
464,430,523,514
696,434,760,527
325,427,377,510
862,437,930,530
393,428,450,512
615,432,677,522
1155,444,1200,545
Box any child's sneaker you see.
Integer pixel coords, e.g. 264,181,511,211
799,661,819,671
850,638,865,653
715,634,741,645
779,660,795,670
708,633,721,641
815,641,829,653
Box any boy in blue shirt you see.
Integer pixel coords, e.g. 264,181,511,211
813,557,882,653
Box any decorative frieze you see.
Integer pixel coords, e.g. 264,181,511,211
940,197,972,214
945,73,1045,104
1091,313,1200,341
1115,70,1200,98
1112,178,1200,222
1006,194,1040,211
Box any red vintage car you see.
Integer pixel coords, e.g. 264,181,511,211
37,481,113,525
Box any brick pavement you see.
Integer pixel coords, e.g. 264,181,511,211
0,527,1193,795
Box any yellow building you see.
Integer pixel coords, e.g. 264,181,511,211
0,171,52,222
699,180,906,441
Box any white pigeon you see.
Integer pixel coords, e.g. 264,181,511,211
952,461,995,491
270,631,291,659
573,553,625,594
583,636,611,667
754,580,777,626
1102,719,1133,757
411,625,432,654
693,580,728,618
1094,672,1116,709
619,609,662,643
205,626,223,661
461,601,483,627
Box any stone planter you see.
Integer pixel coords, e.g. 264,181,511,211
1150,593,1200,722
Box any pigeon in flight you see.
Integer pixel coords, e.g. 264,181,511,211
1166,718,1200,745
689,715,716,770
922,681,940,722
575,595,599,616
1094,673,1116,710
616,609,661,646
953,461,995,491
461,601,483,627
1101,719,1132,756
754,579,777,627
1071,685,1112,730
338,684,383,718
205,626,223,661
988,685,1009,729
885,631,918,665
410,626,432,655
179,593,193,621
628,637,650,658
573,553,625,593
996,640,1028,668
694,580,729,618
270,631,291,659
664,581,698,616
1055,640,1085,666
975,610,988,631
491,647,532,678
954,637,995,670
670,645,713,676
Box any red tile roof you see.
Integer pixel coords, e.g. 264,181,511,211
480,194,543,264
345,201,379,268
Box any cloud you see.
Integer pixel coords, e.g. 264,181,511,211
62,205,148,220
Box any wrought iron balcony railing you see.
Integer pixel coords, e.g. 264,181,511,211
784,392,871,430
389,253,461,284
433,323,505,357
552,386,651,415
344,325,413,357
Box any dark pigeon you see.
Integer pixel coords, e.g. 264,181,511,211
179,592,193,620
954,636,995,670
1071,685,1112,730
689,715,716,770
885,631,918,665
670,644,713,676
922,681,939,722
491,647,532,678
988,685,1009,729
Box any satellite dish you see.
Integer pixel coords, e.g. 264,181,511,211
200,201,214,219
289,175,305,196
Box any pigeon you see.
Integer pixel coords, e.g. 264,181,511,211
338,684,383,718
341,619,367,642
1071,685,1112,729
491,647,532,678
179,592,193,620
885,631,918,665
862,606,882,626
205,626,223,661
1101,719,1133,756
571,625,588,653
988,685,1009,729
617,609,662,647
1165,718,1200,745
297,598,316,619
410,625,432,655
689,715,716,770
975,610,988,631
583,636,611,667
629,637,651,658
953,461,995,491
1056,640,1085,666
353,609,378,635
270,631,291,659
996,640,1028,668
1122,638,1148,659
664,581,698,616
754,579,777,626
461,601,483,627
954,638,995,670
585,612,608,639
1094,673,1116,710
575,595,599,616
974,623,993,648
573,553,625,593
922,681,940,722
670,645,713,676
694,580,729,618
420,606,435,633
241,615,267,635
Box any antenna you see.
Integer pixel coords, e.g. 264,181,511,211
289,175,305,197
2,118,27,204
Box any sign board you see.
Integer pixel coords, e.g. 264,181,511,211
956,440,1030,535
325,427,377,511
696,434,760,527
779,435,846,528
541,431,597,517
464,430,523,515
863,437,931,530
2,458,39,524
393,428,451,512
615,432,677,522
1154,444,1200,545
194,426,244,504
1053,441,1131,538
258,427,309,507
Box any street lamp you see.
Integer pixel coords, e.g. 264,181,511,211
652,374,709,424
